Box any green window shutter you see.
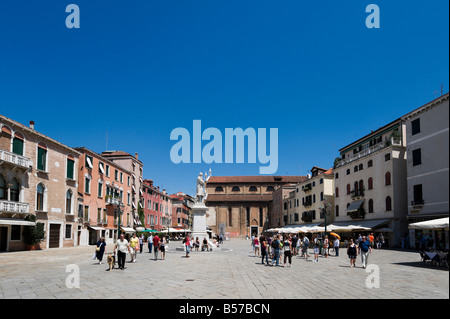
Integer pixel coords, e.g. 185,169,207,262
37,147,46,171
67,159,74,179
12,138,24,155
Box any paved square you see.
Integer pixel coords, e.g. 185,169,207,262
0,239,448,299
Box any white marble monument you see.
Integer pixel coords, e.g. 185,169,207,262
191,169,219,251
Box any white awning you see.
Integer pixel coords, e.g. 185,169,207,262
88,226,105,231
99,163,105,174
121,227,135,233
0,218,36,226
327,218,391,231
409,217,449,230
86,157,93,169
346,199,365,213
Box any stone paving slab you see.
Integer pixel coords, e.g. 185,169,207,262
0,239,448,299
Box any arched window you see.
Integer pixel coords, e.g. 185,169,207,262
249,186,257,192
313,194,316,203
215,186,224,192
359,180,364,193
335,187,339,197
10,178,20,202
335,205,339,217
368,199,374,213
347,184,351,195
0,174,6,200
354,181,359,193
36,183,45,211
359,163,363,171
231,186,240,192
320,192,324,201
368,177,373,190
385,196,392,211
319,178,323,184
266,186,275,192
66,189,73,214
385,172,391,186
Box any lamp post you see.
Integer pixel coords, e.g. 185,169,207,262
321,197,332,255
116,200,125,239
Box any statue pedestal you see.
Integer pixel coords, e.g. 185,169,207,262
191,202,219,251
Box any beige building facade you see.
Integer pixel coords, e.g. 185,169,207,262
333,118,408,247
402,93,449,249
1,116,80,251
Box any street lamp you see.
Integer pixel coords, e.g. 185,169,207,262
116,200,125,239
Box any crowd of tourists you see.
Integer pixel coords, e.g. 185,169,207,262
250,232,383,269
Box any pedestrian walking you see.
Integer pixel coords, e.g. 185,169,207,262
139,234,144,254
254,236,260,257
302,235,310,259
130,233,139,263
95,237,106,264
358,236,372,269
347,238,357,268
184,236,191,258
160,236,166,260
369,233,375,249
271,235,281,266
261,236,269,265
195,237,200,251
334,237,340,257
153,234,160,260
313,235,320,263
323,235,329,258
283,236,292,267
114,233,131,270
148,234,153,253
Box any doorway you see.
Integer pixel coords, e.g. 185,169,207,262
0,227,7,252
49,224,60,248
250,226,259,237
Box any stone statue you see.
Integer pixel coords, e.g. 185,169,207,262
195,169,211,204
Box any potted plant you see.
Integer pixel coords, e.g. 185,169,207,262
22,214,45,250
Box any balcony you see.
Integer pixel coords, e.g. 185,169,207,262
411,199,424,208
335,137,403,168
0,149,32,170
0,200,29,215
351,189,365,199
106,196,121,206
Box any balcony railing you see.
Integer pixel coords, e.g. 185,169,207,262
335,138,402,168
106,197,120,206
0,149,32,169
0,200,30,214
411,199,425,206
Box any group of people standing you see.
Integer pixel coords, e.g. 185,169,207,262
251,232,379,269
94,232,168,270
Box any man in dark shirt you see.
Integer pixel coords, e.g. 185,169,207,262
358,236,372,269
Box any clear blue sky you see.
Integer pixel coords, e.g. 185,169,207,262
0,0,448,196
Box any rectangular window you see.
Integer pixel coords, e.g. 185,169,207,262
11,225,21,240
85,178,90,194
105,165,110,177
128,176,130,186
84,206,89,221
413,184,423,204
120,172,123,183
65,224,72,239
412,118,421,135
412,148,422,166
12,138,24,156
67,158,75,179
115,169,118,181
97,182,103,197
97,208,101,223
385,154,391,161
127,193,131,205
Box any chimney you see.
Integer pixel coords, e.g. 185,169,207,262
135,152,139,160
29,121,35,129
